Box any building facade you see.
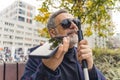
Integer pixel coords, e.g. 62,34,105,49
0,0,46,62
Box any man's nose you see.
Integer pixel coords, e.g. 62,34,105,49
69,22,78,30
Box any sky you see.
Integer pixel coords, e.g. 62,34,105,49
0,0,40,13
0,0,120,33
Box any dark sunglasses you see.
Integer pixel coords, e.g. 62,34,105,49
55,18,80,29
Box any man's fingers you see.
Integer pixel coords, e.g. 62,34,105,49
79,39,88,45
54,44,63,59
77,52,92,62
78,48,91,55
63,37,70,54
77,45,90,52
54,37,70,59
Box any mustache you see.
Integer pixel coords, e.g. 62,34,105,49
67,30,77,36
53,30,78,40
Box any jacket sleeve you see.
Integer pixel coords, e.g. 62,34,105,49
21,56,61,80
88,65,106,80
21,46,61,80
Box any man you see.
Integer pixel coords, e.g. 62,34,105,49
21,9,106,80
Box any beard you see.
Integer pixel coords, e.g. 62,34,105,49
54,29,78,47
69,33,78,47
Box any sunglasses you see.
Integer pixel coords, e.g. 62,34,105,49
55,18,80,29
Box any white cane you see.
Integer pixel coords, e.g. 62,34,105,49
77,18,89,80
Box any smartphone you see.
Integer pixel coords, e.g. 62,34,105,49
29,42,59,58
29,36,65,58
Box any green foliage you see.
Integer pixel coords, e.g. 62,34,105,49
37,27,50,38
94,53,120,80
93,48,120,56
48,38,62,49
84,26,93,37
35,0,120,39
34,0,51,24
93,48,120,80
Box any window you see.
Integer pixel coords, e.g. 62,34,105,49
3,35,13,39
15,36,23,40
27,6,33,11
27,12,33,17
24,43,31,46
25,32,32,36
15,42,23,46
19,9,25,15
26,18,32,24
18,16,25,22
3,41,13,45
33,39,39,42
0,27,2,31
16,30,24,35
4,22,14,27
9,29,14,33
25,37,32,41
4,28,8,32
17,25,24,29
19,1,25,8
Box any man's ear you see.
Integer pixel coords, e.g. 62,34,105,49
49,28,56,38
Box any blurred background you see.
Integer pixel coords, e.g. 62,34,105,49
0,0,120,80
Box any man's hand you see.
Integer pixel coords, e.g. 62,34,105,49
42,37,70,71
77,39,93,70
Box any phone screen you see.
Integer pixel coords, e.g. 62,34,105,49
29,36,65,58
29,42,59,58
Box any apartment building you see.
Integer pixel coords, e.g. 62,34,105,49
0,0,46,61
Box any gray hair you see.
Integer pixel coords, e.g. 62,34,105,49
47,9,68,29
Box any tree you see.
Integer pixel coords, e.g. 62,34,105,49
35,0,120,47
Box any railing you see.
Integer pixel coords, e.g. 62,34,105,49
0,62,26,80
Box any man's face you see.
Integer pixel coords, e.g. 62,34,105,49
53,13,79,47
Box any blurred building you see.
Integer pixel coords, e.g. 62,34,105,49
81,24,108,48
115,32,120,40
113,32,120,48
0,0,46,62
